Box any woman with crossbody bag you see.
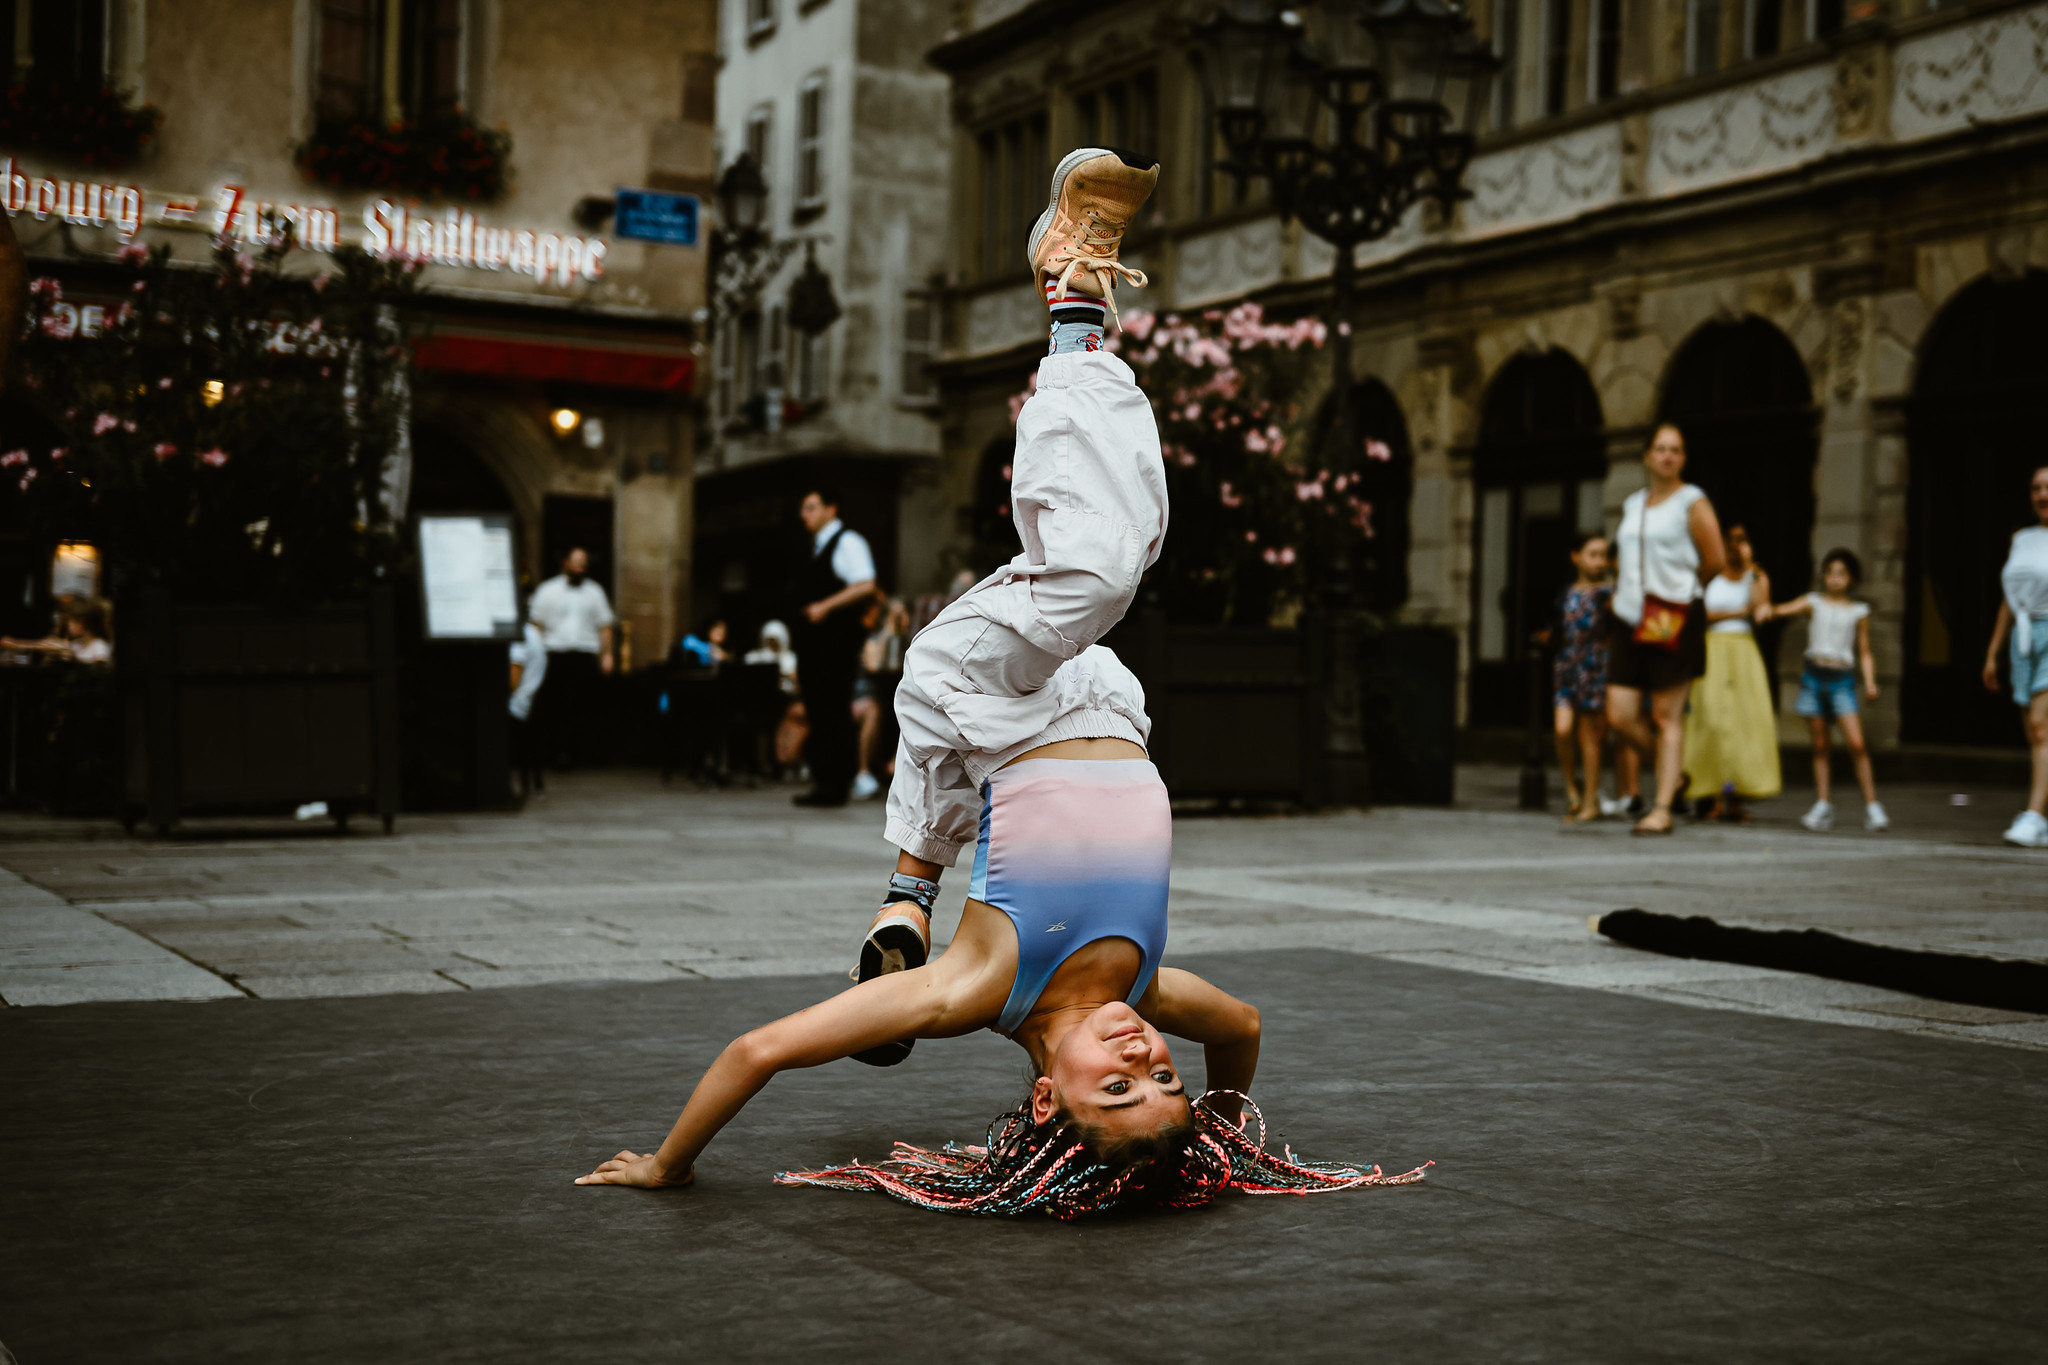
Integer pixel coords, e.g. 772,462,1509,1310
1606,422,1727,835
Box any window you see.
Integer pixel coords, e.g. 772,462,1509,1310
316,1,463,124
1748,0,1784,58
795,74,826,215
1491,0,1519,132
745,102,773,217
978,111,1047,279
746,0,776,41
1074,71,1157,156
1,0,109,83
901,292,937,403
1810,0,1845,41
1542,0,1570,117
1688,0,1724,76
1589,0,1621,102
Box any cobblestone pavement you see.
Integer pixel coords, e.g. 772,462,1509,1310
1,765,2041,1048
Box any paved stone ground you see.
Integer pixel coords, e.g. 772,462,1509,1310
1,951,2041,1363
2,767,2042,1360
2,765,2042,1048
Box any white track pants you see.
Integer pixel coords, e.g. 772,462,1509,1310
884,350,1169,864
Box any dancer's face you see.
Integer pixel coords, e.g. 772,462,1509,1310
1033,1001,1188,1137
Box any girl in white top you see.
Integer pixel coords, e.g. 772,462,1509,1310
1763,549,1885,832
1606,423,1726,835
1982,464,2048,846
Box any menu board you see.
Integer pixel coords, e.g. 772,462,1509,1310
418,514,520,640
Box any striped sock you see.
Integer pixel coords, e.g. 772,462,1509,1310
1044,276,1107,355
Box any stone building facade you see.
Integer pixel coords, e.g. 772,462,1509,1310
3,0,717,663
701,0,952,636
928,0,2048,754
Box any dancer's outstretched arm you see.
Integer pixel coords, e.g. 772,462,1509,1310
577,963,989,1190
1140,968,1261,1120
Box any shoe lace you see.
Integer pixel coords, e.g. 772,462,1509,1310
1045,208,1148,322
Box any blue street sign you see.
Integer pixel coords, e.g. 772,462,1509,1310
613,188,699,246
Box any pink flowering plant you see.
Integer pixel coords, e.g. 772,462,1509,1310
13,239,418,600
1011,302,1398,625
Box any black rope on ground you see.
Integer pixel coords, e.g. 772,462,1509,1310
1592,908,2048,1016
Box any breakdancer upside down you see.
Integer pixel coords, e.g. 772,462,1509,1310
579,149,1426,1216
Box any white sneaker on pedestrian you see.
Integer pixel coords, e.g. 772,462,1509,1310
1800,800,1834,832
851,770,880,801
2004,809,2048,848
1599,794,1625,817
1863,801,1890,832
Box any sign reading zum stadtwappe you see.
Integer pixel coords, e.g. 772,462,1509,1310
613,189,698,246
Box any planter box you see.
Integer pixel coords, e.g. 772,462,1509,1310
123,588,400,833
1120,609,1326,806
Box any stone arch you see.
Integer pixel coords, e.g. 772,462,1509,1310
1466,348,1606,725
1902,269,2048,745
409,391,553,581
1656,315,1819,604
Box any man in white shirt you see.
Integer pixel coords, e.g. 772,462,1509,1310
793,487,877,807
527,547,615,767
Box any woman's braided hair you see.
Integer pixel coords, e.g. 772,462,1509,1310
775,1091,1429,1220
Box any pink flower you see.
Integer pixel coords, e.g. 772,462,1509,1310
158,377,174,389
1123,311,1156,341
1365,439,1392,462
118,243,149,264
27,277,60,299
132,280,147,292
153,442,178,460
1219,481,1243,509
0,449,27,467
1007,373,1040,425
1244,429,1270,453
48,447,66,462
1244,529,1258,543
1182,403,1201,421
17,471,35,491
1000,465,1012,481
122,420,137,433
199,447,229,467
93,413,120,435
1296,481,1324,501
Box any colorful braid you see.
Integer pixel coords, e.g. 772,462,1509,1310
775,1091,1429,1220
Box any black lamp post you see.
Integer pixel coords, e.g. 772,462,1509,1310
1193,0,1495,805
709,153,842,433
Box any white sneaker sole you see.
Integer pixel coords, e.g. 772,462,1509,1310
1026,146,1115,276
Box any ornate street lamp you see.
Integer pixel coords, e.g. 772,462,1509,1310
708,153,841,436
1193,0,1496,804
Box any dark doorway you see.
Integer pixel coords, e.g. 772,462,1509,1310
691,457,903,654
1904,270,2048,746
1469,350,1607,725
542,495,615,598
1658,315,1817,699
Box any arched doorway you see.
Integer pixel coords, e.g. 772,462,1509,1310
1658,316,1818,695
1469,349,1606,725
1905,271,2048,746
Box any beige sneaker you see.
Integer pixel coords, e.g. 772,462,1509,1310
1027,146,1159,320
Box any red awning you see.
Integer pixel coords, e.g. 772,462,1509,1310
413,328,695,392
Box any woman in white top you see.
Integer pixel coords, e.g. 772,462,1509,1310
1983,464,2048,847
1606,423,1726,835
1681,524,1781,821
1762,549,1886,832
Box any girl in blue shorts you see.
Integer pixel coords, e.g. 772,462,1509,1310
1763,548,1887,833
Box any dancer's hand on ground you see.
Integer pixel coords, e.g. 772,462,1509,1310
575,1149,693,1189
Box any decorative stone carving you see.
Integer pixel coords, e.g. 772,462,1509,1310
1647,63,1836,198
1831,297,1867,404
1174,217,1284,306
1833,42,1882,141
960,280,1043,357
1463,123,1625,238
1892,2,2048,142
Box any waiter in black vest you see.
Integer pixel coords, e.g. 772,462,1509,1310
792,486,878,807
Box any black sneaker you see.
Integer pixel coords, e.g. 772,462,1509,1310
847,904,930,1068
1625,795,1648,821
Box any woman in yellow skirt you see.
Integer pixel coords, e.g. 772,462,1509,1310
1684,524,1781,820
